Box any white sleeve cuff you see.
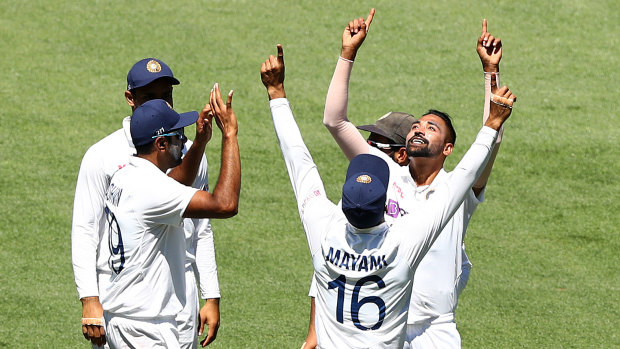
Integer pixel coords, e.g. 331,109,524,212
269,98,290,109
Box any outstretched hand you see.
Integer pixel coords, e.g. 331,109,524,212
260,44,286,100
209,83,237,138
341,8,375,61
486,76,516,130
195,102,214,145
477,19,502,72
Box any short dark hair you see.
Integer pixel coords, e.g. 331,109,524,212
422,109,456,145
135,141,155,155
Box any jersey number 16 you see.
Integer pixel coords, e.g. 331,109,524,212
327,274,386,330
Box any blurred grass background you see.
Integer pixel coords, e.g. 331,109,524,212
0,0,617,347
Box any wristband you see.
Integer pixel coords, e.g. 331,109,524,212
81,317,105,326
485,71,500,88
490,96,513,109
339,56,354,63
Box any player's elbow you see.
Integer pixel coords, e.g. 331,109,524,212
323,116,337,129
215,199,239,218
219,205,239,218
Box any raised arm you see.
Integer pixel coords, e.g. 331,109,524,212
473,18,505,196
184,84,241,218
261,44,335,255
323,9,375,160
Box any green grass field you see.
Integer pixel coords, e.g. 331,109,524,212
1,0,618,347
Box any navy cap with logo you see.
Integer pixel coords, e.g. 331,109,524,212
126,58,180,91
341,154,390,229
357,111,415,145
130,99,198,146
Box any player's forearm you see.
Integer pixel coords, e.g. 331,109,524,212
271,98,327,256
324,57,369,160
473,72,503,193
168,141,207,186
473,142,501,195
303,297,317,349
451,127,498,201
483,72,503,142
195,221,221,299
71,164,104,299
72,229,100,299
210,134,241,216
271,99,320,199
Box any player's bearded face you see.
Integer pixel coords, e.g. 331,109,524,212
406,140,443,157
406,116,448,158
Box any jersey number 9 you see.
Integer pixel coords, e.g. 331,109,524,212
105,206,125,274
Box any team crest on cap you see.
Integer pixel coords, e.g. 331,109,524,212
356,175,372,184
146,60,162,73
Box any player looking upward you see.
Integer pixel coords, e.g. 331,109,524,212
72,58,222,348
102,90,239,348
302,110,416,348
261,44,515,348
319,10,512,348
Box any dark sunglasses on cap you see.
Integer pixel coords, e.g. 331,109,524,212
368,140,404,150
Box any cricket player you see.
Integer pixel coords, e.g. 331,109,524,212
72,58,221,348
102,88,240,348
320,10,511,348
261,44,515,348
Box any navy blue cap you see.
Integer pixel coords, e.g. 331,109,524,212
130,99,198,146
342,154,390,229
126,58,180,91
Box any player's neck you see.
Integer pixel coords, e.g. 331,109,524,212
136,153,169,173
408,157,445,186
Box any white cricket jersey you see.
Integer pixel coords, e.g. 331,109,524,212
101,156,198,318
269,98,497,348
71,117,220,301
368,147,484,325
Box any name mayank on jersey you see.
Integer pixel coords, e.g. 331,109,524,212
324,246,389,272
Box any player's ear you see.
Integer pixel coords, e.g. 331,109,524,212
125,90,136,110
394,148,409,166
154,137,167,152
442,143,453,156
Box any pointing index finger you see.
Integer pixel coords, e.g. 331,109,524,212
482,18,487,35
277,44,284,63
366,8,375,31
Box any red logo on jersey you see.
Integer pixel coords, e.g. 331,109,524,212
117,164,127,170
392,182,404,199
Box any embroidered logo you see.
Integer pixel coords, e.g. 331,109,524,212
356,175,372,184
146,60,162,73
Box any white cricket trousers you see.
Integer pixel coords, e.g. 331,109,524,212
105,315,180,349
177,268,200,349
404,322,461,349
